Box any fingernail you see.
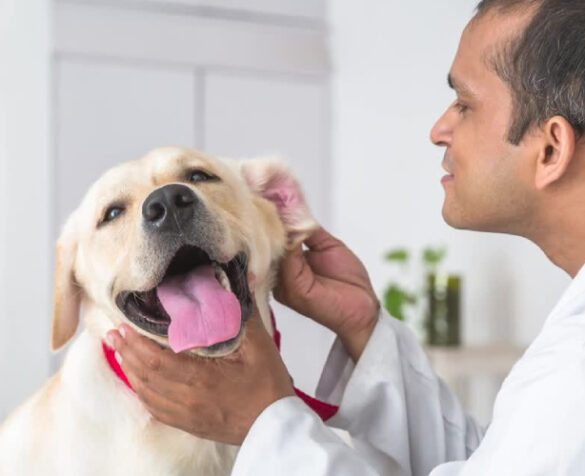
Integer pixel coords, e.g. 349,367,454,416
119,326,127,339
115,351,123,364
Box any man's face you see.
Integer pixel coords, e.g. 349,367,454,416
431,11,538,234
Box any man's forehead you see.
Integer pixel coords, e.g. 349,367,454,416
449,10,532,96
461,9,535,65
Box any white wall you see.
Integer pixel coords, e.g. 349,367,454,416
0,0,52,419
328,0,570,348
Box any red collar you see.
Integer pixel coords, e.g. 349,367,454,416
102,312,339,422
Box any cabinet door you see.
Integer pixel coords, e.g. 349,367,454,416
56,60,199,226
204,72,333,393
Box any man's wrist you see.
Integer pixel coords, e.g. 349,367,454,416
338,307,379,363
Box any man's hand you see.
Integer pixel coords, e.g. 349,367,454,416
106,307,295,446
274,227,380,362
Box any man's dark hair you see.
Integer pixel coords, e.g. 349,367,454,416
475,0,585,144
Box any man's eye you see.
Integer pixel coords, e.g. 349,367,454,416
454,102,469,114
188,170,216,183
102,206,125,225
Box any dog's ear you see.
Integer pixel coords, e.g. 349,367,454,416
241,157,318,248
51,222,81,352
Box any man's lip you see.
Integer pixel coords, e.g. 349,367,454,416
441,174,454,184
441,156,453,175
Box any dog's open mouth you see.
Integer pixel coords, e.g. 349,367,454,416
115,246,253,353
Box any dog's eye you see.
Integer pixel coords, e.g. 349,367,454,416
188,170,216,183
102,206,125,224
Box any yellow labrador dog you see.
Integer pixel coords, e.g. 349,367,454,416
0,146,316,475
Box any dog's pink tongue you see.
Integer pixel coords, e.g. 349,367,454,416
156,265,241,353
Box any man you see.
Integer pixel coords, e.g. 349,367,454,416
108,0,585,474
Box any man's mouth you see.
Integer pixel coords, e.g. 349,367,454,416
441,157,454,177
441,174,454,184
115,246,253,353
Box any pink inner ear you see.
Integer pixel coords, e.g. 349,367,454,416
262,173,305,226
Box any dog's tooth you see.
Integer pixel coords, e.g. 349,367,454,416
211,262,231,292
218,267,231,292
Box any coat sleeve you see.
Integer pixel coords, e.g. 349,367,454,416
231,396,392,475
231,310,484,476
315,309,483,475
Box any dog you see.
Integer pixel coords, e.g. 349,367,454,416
0,146,317,475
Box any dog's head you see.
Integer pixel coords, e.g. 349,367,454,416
52,146,317,357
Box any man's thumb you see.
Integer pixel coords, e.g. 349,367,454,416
274,244,306,303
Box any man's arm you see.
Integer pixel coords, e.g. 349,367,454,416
314,308,484,475
230,306,485,476
108,226,483,475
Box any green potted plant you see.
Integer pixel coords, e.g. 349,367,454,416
424,247,461,346
383,245,460,346
382,248,417,321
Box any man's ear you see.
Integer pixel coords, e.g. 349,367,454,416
51,224,81,352
240,157,318,248
535,116,577,190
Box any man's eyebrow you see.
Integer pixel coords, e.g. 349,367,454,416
447,73,474,97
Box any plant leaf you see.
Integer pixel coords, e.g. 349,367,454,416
383,284,417,321
422,246,447,267
384,249,409,263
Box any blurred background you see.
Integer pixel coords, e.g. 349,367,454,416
0,0,569,427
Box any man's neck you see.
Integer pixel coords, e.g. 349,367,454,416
529,211,585,278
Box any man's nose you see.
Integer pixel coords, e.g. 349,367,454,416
430,107,453,147
142,184,198,232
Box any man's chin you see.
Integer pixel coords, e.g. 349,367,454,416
442,208,502,233
442,206,469,230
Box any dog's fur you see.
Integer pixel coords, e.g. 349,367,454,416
0,147,316,475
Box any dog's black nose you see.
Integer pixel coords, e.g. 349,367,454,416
142,184,198,232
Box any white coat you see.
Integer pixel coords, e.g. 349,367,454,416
232,265,585,475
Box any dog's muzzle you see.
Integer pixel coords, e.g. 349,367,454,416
115,184,254,355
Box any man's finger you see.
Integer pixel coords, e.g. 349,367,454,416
280,244,304,273
303,226,341,251
108,325,199,385
273,244,305,302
